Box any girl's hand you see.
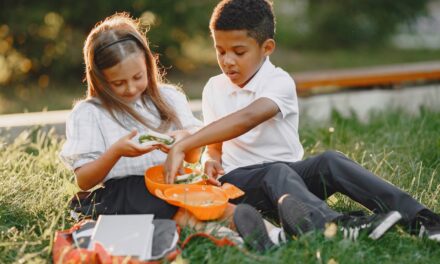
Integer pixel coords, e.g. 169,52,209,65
112,129,158,157
204,159,223,186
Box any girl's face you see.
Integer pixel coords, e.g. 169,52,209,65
102,52,148,103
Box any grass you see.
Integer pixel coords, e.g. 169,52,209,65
0,108,439,263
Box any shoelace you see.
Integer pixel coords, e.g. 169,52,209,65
418,225,426,238
417,212,440,235
340,223,372,241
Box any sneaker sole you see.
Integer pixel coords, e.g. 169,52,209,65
233,204,274,252
278,195,315,238
368,211,402,240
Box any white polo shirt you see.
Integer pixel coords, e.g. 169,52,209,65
202,58,304,173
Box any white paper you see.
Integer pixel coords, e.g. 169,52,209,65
89,214,154,260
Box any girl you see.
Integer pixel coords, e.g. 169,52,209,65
60,12,209,227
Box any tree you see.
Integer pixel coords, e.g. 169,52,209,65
0,0,216,86
304,0,430,49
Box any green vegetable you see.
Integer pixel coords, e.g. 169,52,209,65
138,131,175,145
175,173,208,184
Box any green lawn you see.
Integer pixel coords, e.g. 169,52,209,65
0,108,439,263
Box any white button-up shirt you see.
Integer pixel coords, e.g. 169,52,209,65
202,58,304,173
60,85,202,181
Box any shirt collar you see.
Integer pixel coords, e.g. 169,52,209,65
133,98,144,109
88,96,145,110
226,57,274,95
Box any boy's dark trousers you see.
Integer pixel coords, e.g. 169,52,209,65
219,150,425,227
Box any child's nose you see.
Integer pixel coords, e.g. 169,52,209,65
223,54,235,66
125,83,136,94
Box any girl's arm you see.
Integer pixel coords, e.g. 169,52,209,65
75,130,158,190
74,145,121,190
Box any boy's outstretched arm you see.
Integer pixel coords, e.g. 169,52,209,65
164,97,279,183
156,129,202,164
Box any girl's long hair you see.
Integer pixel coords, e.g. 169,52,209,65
83,12,182,131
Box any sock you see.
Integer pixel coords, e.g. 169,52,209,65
268,227,285,245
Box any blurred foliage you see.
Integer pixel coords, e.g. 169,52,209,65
303,0,430,49
276,0,430,49
0,0,432,88
0,0,217,88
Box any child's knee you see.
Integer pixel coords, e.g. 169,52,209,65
265,162,291,175
320,150,346,164
262,163,297,183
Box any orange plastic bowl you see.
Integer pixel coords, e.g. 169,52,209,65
156,185,229,220
144,164,206,197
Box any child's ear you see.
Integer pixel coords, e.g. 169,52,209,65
262,39,275,56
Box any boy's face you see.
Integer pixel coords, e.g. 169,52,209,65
213,29,274,87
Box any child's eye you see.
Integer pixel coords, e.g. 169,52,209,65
112,81,124,86
236,51,245,56
134,74,143,80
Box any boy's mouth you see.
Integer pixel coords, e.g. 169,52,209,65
226,71,240,80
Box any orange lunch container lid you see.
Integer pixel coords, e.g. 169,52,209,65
155,184,244,220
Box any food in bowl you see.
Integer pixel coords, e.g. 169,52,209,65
175,172,208,184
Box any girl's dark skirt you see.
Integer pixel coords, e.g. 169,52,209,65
69,175,178,219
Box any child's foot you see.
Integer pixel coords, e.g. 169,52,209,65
413,209,440,242
277,194,316,238
233,204,275,252
335,211,402,240
277,194,401,241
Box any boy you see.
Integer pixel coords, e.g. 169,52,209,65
164,0,440,249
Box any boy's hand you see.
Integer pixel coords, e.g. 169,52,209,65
155,130,191,153
113,129,158,157
204,159,224,186
164,143,185,184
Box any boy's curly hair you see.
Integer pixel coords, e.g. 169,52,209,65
209,0,275,45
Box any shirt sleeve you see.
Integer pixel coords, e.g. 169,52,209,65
59,102,105,170
202,78,216,125
258,73,298,119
